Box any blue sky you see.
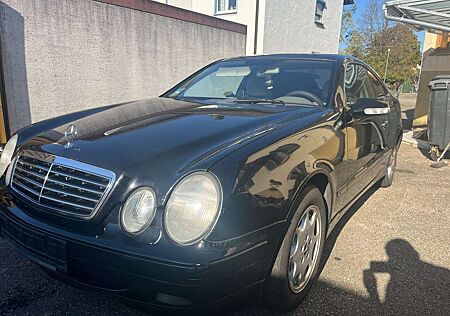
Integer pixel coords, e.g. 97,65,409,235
351,0,425,49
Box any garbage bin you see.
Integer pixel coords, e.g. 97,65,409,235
428,76,450,152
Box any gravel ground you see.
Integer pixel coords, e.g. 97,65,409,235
1,96,449,315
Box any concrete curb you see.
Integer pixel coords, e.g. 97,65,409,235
402,130,431,150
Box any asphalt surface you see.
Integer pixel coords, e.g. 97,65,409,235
1,96,449,315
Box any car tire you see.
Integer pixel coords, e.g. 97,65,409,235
262,184,326,312
381,145,398,188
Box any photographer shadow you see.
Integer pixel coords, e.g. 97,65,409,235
363,238,450,315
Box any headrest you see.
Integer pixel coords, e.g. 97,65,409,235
245,76,272,99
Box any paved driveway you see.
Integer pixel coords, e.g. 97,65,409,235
1,98,449,315
243,143,450,315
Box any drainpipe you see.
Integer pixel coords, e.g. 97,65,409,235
0,32,10,142
254,0,260,55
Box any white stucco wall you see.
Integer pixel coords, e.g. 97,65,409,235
263,0,344,54
157,0,261,55
0,0,246,133
198,0,261,55
157,0,344,55
154,0,193,11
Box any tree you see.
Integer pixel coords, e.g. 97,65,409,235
341,0,421,83
340,3,357,47
364,24,421,82
359,0,390,45
345,31,365,58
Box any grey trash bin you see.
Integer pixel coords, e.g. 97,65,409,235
428,76,450,151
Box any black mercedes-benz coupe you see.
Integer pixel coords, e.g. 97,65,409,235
0,54,402,313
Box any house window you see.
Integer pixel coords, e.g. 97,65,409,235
216,0,237,15
315,0,326,25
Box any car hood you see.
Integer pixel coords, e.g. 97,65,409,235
20,97,320,200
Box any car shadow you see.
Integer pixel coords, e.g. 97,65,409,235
318,182,381,275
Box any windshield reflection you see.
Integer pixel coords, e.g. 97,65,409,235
164,58,336,107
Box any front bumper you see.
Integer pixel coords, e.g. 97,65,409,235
0,187,283,312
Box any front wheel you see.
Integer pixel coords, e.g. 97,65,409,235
262,185,326,312
381,145,398,188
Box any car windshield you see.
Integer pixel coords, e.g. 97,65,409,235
164,58,335,107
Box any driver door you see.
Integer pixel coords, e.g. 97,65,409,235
343,64,390,201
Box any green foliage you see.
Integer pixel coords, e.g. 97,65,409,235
345,31,365,59
341,0,421,82
365,24,422,82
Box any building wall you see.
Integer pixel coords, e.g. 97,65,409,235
197,0,265,55
423,32,450,51
156,0,344,55
0,0,246,133
263,0,344,54
153,0,193,11
156,0,260,55
423,33,438,52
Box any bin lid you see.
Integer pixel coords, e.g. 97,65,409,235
429,76,450,90
431,75,450,81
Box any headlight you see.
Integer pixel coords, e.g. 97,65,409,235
121,187,156,234
0,134,18,178
165,172,222,245
5,156,17,186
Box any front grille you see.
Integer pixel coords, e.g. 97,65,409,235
10,150,115,219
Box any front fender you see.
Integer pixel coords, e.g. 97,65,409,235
208,109,344,242
285,168,335,223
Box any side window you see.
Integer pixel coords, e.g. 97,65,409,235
215,0,237,14
345,64,376,105
368,71,387,97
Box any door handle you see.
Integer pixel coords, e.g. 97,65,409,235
334,120,344,131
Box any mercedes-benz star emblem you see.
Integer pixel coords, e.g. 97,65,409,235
64,124,78,148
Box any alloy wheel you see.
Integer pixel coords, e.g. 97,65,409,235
288,205,322,293
387,147,397,179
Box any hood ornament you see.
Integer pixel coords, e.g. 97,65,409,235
63,124,78,148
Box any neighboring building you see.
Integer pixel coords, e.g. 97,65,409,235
154,0,355,55
423,32,450,51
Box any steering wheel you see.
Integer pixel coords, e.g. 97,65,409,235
286,90,324,106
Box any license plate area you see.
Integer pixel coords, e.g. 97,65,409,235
1,217,67,273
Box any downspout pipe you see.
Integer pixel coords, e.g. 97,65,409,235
254,0,260,55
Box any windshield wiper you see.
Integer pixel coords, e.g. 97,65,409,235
233,99,285,106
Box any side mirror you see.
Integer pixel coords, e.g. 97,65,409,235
351,98,390,118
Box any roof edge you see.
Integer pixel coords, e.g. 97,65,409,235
93,0,247,34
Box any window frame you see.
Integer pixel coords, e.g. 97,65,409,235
344,63,375,105
368,71,389,98
215,0,238,15
315,0,326,25
344,61,391,107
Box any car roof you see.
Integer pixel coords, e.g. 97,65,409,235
225,54,349,62
223,54,373,68
222,54,372,72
